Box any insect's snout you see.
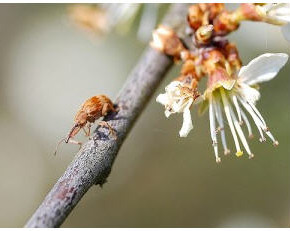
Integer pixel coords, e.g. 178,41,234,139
66,124,81,143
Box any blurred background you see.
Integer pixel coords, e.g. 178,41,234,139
0,3,289,228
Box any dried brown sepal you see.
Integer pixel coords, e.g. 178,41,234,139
180,60,197,76
206,67,234,91
201,49,237,92
202,49,227,73
222,42,242,71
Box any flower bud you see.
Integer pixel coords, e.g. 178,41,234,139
195,24,214,45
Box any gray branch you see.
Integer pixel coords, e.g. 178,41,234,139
25,4,189,228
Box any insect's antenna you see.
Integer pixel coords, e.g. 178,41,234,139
54,137,66,156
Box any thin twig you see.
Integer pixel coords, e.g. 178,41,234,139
25,4,189,228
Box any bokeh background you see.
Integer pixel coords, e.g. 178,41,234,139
0,3,289,228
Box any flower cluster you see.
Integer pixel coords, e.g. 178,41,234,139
152,3,289,163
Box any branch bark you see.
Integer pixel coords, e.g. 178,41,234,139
25,4,189,228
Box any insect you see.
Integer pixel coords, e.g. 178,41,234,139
54,95,117,155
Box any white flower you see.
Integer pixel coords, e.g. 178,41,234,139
261,3,290,24
258,3,290,41
203,53,288,162
156,81,196,137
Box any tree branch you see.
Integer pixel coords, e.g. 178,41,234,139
25,4,189,228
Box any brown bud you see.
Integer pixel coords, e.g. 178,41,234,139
181,60,197,76
187,5,203,30
151,25,185,59
195,24,214,45
213,11,240,35
240,3,263,21
199,3,225,21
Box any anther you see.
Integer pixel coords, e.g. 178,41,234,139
249,153,255,159
236,150,243,157
248,134,254,139
259,137,266,142
263,127,270,132
216,157,222,163
224,149,230,155
273,140,279,146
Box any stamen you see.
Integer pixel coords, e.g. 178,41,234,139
248,101,279,146
215,127,221,133
213,98,230,155
240,109,253,138
229,105,253,157
220,88,243,157
238,96,267,142
247,100,267,127
232,95,242,124
265,130,279,146
209,98,221,163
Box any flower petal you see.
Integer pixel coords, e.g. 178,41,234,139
164,109,172,118
282,23,290,42
239,53,289,85
221,79,236,90
165,81,181,92
266,3,290,24
239,84,261,105
156,93,169,106
179,103,193,137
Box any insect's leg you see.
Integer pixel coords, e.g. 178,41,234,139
102,103,110,116
68,138,82,150
113,104,120,113
84,123,92,139
98,121,117,139
103,102,118,116
54,138,66,155
82,127,90,136
111,102,120,112
87,123,91,137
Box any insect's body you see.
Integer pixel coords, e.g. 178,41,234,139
76,95,112,123
55,95,116,154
